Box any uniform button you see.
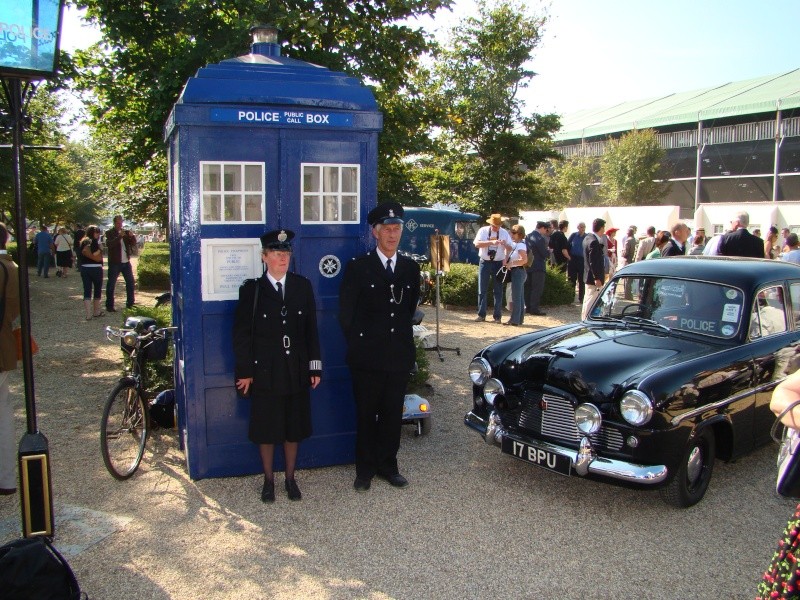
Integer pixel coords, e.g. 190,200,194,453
263,314,267,318
283,320,287,324
298,310,302,314
254,360,258,364
390,313,394,317
390,328,395,332
371,284,375,288
286,350,290,355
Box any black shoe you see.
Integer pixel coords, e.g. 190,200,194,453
107,307,117,313
378,472,409,488
473,316,485,322
354,477,372,492
529,311,547,316
493,318,502,324
127,303,137,309
285,478,302,501
261,478,275,503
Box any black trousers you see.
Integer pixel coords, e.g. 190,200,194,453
350,368,410,479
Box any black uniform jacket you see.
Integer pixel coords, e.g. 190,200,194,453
582,233,605,284
338,251,420,373
233,273,321,396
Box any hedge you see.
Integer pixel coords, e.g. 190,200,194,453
437,262,574,308
137,242,171,291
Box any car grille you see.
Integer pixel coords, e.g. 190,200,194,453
511,390,624,452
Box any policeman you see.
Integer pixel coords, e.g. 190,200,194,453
233,229,322,503
338,202,420,491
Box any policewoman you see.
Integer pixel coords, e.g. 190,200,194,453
233,230,321,503
338,202,420,492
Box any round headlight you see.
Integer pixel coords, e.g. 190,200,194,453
575,403,601,435
469,357,492,386
620,390,653,426
122,332,139,349
483,378,505,407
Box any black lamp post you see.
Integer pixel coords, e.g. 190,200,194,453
0,0,66,538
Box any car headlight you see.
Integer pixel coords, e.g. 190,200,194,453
469,357,491,386
575,403,601,435
620,390,653,426
483,378,505,407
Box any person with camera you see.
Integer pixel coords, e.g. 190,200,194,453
104,215,137,313
473,214,512,323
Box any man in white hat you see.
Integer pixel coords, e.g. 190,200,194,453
473,213,512,322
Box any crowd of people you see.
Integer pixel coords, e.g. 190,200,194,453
28,217,139,320
468,209,800,324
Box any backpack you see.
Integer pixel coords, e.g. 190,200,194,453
0,536,86,599
525,239,535,268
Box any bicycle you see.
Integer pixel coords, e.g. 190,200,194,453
100,317,176,480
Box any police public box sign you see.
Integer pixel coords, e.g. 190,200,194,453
0,0,63,78
211,108,353,128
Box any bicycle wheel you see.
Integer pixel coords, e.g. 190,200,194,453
100,381,148,480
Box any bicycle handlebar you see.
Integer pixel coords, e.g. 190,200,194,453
105,325,177,343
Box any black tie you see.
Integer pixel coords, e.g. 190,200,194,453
276,281,283,298
386,258,393,277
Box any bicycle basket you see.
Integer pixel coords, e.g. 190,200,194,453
142,337,169,361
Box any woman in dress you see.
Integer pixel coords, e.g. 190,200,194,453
645,231,671,260
765,226,780,259
503,224,528,327
233,230,321,503
78,226,104,320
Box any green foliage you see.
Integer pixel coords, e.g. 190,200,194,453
541,264,575,306
598,129,668,206
439,262,573,307
536,154,600,209
421,1,560,217
0,89,99,238
410,340,431,390
136,242,171,291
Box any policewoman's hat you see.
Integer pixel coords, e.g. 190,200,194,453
367,202,404,227
260,229,295,251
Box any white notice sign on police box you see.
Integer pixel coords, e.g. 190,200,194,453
201,238,263,301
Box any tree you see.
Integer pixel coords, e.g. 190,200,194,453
424,0,560,217
71,0,451,222
535,154,599,209
598,129,667,206
0,85,98,237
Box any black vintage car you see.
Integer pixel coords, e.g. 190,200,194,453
465,256,800,507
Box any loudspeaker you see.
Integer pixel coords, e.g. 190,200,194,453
429,234,450,273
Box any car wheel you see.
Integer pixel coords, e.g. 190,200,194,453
660,427,716,508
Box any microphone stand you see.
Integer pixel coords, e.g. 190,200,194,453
426,230,460,361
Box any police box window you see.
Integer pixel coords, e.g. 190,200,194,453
302,164,359,224
200,162,265,224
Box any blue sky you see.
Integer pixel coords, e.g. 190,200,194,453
61,0,800,118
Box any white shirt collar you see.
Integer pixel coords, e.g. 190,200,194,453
375,248,396,269
266,272,286,291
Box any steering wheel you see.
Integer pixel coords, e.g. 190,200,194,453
620,303,648,317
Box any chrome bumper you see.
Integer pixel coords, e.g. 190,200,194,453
465,410,668,485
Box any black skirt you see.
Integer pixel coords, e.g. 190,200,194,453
56,250,73,267
248,389,312,444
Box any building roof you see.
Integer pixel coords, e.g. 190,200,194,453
555,69,800,142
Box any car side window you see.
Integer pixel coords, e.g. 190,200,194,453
750,286,788,339
790,283,800,329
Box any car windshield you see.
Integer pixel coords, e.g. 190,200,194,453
591,276,745,340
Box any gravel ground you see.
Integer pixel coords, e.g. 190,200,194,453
0,267,795,599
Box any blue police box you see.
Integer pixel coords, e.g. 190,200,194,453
164,26,381,479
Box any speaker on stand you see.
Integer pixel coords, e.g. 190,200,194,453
426,230,460,361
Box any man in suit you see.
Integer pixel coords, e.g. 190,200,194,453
718,211,765,258
663,222,690,256
0,223,20,495
635,226,657,262
233,229,322,503
581,218,606,321
339,202,420,492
